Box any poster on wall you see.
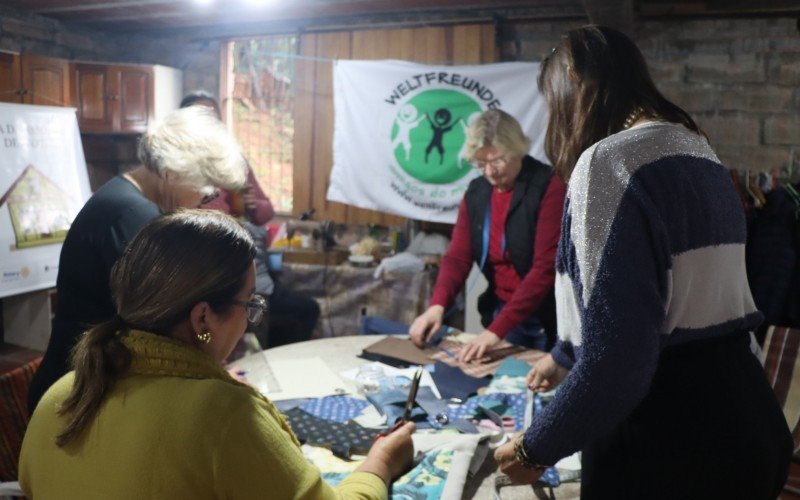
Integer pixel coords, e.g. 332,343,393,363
0,103,90,298
328,60,547,223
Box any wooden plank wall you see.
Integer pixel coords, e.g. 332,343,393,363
293,24,497,225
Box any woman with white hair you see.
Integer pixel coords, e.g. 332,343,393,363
27,106,247,412
410,109,567,362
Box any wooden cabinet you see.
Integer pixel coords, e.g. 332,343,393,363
0,52,70,106
0,52,21,104
74,64,153,133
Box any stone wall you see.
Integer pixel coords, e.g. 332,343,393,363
509,17,800,173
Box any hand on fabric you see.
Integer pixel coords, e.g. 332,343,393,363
494,433,545,485
358,421,416,485
458,330,501,363
409,306,444,347
525,353,568,392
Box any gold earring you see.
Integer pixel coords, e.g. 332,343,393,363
196,330,212,344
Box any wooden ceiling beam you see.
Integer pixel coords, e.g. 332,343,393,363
55,0,568,25
34,0,188,14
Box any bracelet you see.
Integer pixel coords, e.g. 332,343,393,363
513,435,548,470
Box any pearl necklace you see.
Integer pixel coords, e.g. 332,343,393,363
623,106,645,130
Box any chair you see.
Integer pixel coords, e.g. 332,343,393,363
760,326,800,495
358,315,408,335
0,357,41,484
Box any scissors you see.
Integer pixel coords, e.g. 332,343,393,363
374,366,423,440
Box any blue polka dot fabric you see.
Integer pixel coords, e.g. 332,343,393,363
299,395,371,423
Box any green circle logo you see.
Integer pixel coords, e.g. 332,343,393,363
390,89,482,184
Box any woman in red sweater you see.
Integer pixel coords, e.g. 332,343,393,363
410,109,567,362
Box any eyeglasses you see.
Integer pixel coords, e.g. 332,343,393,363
472,156,508,172
201,189,220,205
230,295,267,325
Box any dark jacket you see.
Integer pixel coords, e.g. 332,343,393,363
464,155,556,336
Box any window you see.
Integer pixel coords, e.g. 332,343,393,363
223,35,296,214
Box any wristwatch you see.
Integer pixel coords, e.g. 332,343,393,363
513,435,549,471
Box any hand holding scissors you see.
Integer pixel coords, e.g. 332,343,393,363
375,366,424,440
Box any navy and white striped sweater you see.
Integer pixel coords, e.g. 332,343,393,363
524,121,762,465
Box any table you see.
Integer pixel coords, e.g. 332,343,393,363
236,335,580,499
278,263,436,338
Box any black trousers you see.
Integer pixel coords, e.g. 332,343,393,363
254,281,320,349
581,330,793,500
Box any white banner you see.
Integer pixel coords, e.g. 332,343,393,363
0,103,90,298
329,60,548,223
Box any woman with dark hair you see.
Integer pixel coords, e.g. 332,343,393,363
494,26,792,498
20,210,414,499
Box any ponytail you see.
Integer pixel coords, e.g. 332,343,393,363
55,316,132,447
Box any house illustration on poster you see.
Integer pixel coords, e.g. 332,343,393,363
0,165,74,249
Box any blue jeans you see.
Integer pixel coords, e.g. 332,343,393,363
493,302,548,350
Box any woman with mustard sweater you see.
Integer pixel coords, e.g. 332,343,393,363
20,210,414,499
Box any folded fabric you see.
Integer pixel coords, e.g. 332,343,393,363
365,386,433,428
283,407,374,458
411,433,487,500
430,360,491,401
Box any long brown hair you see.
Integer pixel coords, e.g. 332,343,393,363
56,210,255,446
538,25,701,181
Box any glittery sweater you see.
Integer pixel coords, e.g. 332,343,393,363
523,121,762,465
20,330,386,500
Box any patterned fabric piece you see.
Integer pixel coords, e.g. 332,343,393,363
0,357,41,481
391,450,452,498
429,340,546,378
761,326,800,452
283,407,374,458
321,449,453,500
299,396,370,423
445,393,527,432
366,387,434,429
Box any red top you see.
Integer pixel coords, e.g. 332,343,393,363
430,175,567,338
203,167,275,226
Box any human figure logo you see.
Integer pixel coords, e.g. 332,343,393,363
390,89,481,184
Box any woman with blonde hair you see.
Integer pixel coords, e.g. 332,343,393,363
20,210,414,499
410,109,567,362
28,106,249,412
